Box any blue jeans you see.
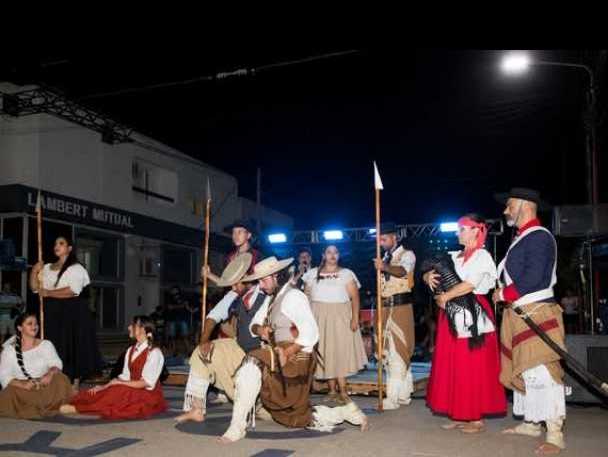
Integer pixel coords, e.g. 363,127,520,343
167,320,189,338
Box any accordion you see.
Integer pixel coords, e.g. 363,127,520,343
420,253,487,348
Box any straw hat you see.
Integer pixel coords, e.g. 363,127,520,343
243,256,293,282
215,253,253,287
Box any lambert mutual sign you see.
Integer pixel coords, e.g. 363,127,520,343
27,191,135,229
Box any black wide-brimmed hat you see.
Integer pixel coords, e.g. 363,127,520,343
224,218,256,235
379,222,398,235
494,187,552,211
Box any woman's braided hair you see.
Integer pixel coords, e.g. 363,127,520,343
13,312,38,380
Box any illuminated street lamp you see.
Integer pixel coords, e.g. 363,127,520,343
500,51,598,205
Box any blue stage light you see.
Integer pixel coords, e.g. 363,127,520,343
440,222,459,233
323,230,343,241
268,233,287,243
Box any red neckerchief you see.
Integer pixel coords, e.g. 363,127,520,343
242,287,257,311
517,218,541,236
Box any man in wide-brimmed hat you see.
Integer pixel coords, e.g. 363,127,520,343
201,217,262,405
218,256,368,443
372,221,416,410
203,219,261,285
177,253,272,424
492,188,566,455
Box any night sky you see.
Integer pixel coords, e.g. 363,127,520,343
3,46,603,231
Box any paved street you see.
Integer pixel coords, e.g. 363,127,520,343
1,387,607,456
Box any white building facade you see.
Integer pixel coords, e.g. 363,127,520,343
0,84,293,333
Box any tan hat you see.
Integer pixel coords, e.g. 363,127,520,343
215,253,253,287
242,256,294,282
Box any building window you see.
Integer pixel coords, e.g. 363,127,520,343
3,217,24,257
161,245,195,285
75,229,123,281
135,243,160,278
132,160,178,207
89,285,124,331
140,256,160,277
1,270,23,303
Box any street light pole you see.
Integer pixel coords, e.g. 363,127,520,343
535,60,598,205
501,52,601,334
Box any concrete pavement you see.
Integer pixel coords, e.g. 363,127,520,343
0,386,606,456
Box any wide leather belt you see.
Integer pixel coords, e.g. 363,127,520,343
382,293,413,306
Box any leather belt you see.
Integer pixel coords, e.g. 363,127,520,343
382,293,413,306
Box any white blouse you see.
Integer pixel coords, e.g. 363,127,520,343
450,249,497,295
118,342,164,390
38,263,90,296
302,268,361,303
449,249,496,338
0,338,63,389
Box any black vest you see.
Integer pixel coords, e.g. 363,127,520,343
230,292,267,353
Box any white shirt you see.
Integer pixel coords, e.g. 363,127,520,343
450,249,497,295
207,290,239,323
249,288,319,353
449,249,496,338
302,268,360,303
37,263,90,296
0,338,63,389
118,342,164,390
207,286,265,323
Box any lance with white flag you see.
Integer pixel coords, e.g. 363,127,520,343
373,161,385,411
36,190,45,339
200,178,212,340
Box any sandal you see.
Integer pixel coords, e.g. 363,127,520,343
440,421,467,430
535,443,562,455
460,421,485,434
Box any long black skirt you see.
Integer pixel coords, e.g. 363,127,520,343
43,293,103,382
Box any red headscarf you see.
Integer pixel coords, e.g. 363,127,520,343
457,216,488,263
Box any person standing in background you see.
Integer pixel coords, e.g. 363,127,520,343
289,247,313,290
560,289,580,334
303,245,367,405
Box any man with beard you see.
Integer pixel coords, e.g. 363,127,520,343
493,188,566,455
372,222,416,410
218,256,368,443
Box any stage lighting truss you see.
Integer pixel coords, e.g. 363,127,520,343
265,219,503,245
0,88,133,144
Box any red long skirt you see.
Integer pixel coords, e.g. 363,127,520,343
70,384,167,420
426,295,507,421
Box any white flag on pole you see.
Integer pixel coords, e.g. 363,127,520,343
206,177,212,202
373,161,384,190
